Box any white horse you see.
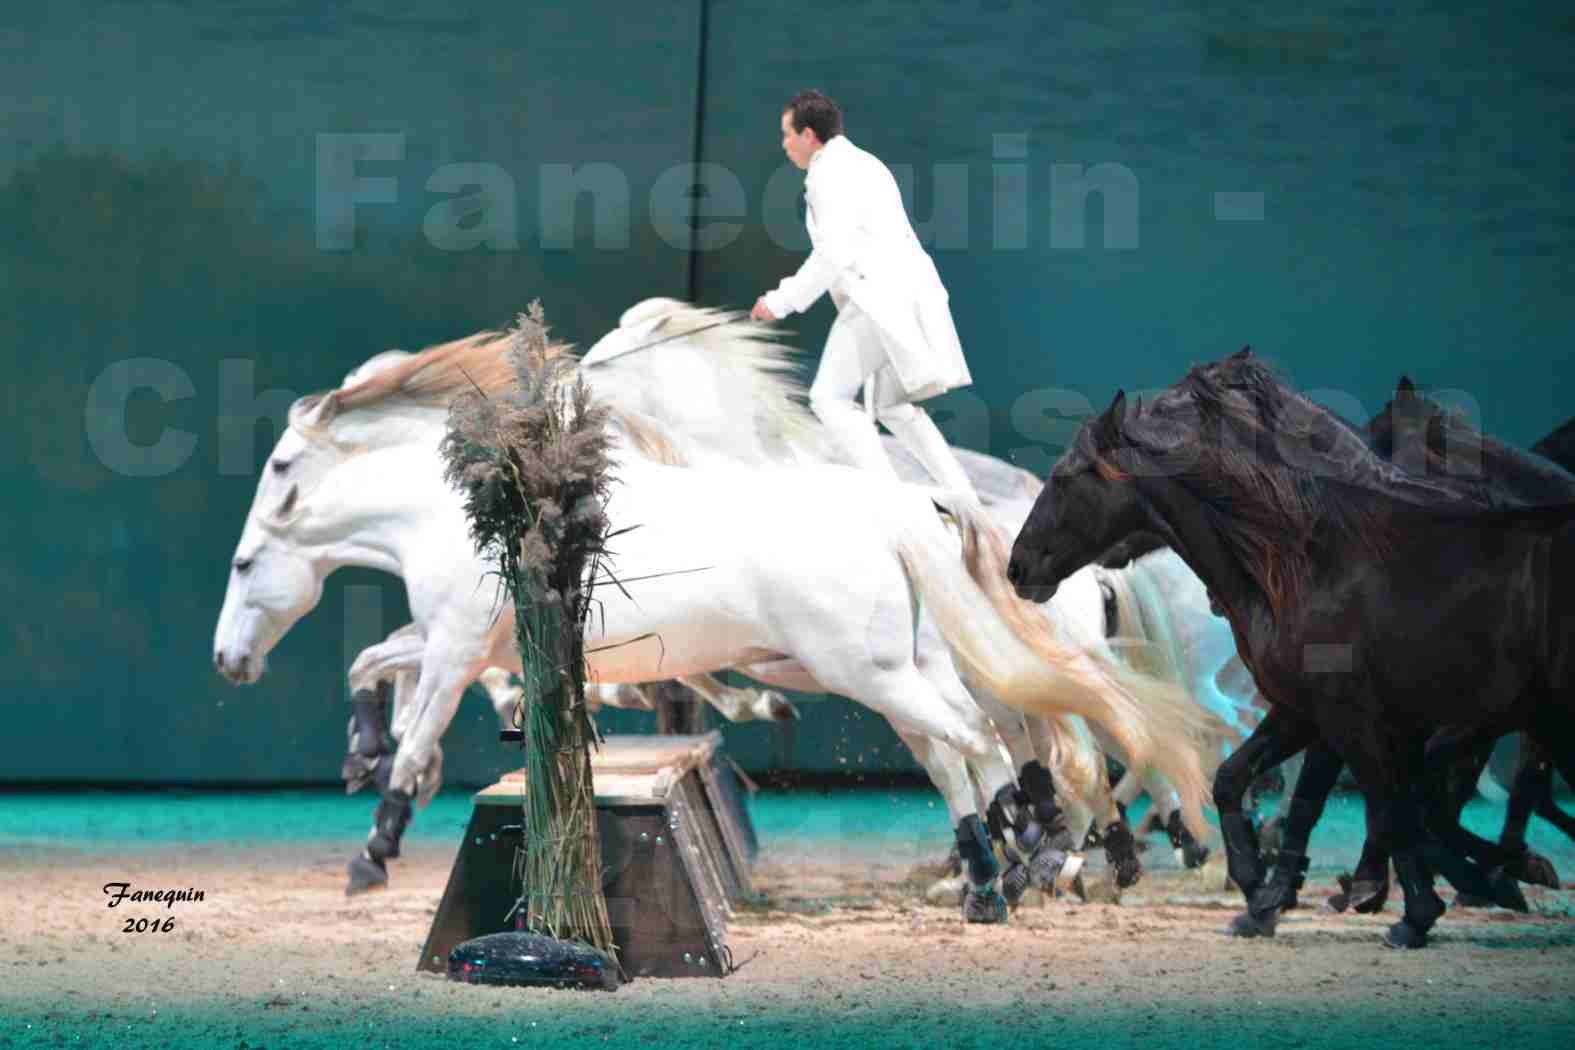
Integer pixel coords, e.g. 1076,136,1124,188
339,548,1140,902
212,314,1220,918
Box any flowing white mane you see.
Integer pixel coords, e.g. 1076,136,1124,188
284,300,842,471
580,298,842,466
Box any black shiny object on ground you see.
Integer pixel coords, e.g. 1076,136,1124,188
447,932,621,991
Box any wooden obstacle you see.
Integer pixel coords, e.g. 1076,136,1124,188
416,732,757,978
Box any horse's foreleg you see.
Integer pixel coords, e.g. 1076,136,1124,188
391,647,481,798
342,631,423,896
347,624,426,696
343,680,393,796
348,636,485,896
1238,739,1341,931
1214,708,1315,934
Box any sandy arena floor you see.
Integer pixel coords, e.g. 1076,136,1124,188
3,792,1574,1049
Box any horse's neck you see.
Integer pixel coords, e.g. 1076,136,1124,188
1132,474,1265,624
297,437,458,577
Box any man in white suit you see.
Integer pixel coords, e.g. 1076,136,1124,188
751,90,978,497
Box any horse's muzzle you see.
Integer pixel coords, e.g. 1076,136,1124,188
214,648,264,685
1005,552,1059,603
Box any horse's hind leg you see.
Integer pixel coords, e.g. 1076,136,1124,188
1340,738,1450,950
1490,736,1564,888
897,730,1007,924
1004,716,1086,897
1534,728,1575,854
1415,727,1529,911
1142,769,1211,870
818,660,997,767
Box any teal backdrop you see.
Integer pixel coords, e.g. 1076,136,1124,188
2,1,1571,783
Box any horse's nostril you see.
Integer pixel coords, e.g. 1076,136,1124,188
1006,559,1021,585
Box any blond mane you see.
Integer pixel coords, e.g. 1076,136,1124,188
288,321,702,471
608,300,837,462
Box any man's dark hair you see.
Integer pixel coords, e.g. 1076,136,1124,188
784,90,844,142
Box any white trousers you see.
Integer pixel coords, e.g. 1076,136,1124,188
807,303,977,497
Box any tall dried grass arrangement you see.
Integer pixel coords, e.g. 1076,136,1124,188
440,301,618,960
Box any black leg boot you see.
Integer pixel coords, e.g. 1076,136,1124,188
1015,761,1078,894
1327,839,1391,913
1219,810,1265,902
347,756,413,896
341,684,393,794
1102,818,1143,888
1166,810,1211,869
1231,850,1310,938
955,815,1007,924
1384,851,1446,950
987,786,1031,907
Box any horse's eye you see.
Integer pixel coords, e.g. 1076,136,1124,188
234,558,253,574
270,459,289,474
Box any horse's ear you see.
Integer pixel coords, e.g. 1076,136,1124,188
290,392,338,429
1093,389,1126,449
1229,345,1253,361
1397,375,1415,393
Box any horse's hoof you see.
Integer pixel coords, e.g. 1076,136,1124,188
1114,856,1143,889
1069,871,1088,902
962,886,1009,924
924,873,967,905
1102,823,1143,889
1486,868,1530,913
1227,908,1279,939
1349,880,1389,914
1382,920,1428,950
1027,844,1069,891
1181,841,1211,870
765,693,800,722
1511,850,1560,890
1001,862,1031,908
346,854,388,896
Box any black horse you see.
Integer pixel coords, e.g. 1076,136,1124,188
1006,349,1575,949
1254,379,1575,922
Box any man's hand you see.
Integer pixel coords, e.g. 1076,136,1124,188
750,297,778,322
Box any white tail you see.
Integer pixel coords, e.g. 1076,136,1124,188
894,500,1219,838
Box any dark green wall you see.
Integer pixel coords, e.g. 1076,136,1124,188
4,1,1572,783
696,1,1573,471
0,2,707,783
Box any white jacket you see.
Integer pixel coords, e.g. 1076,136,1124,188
763,135,972,403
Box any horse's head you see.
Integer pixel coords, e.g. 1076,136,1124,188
212,393,347,684
1370,376,1575,503
1008,389,1151,602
